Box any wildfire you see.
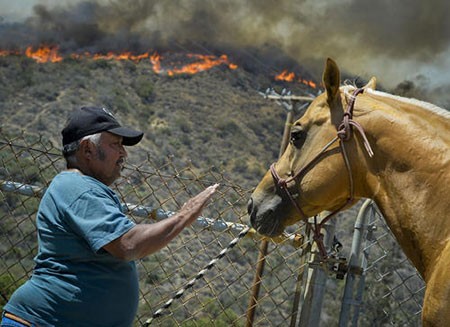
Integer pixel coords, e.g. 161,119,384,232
275,70,295,82
149,52,162,74
0,45,237,77
166,54,237,76
25,46,63,63
1,45,316,88
71,51,152,62
275,69,317,88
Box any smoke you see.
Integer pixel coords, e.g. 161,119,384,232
1,0,449,106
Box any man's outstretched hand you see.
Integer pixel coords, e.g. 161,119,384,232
179,184,220,225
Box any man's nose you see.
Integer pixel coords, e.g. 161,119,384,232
120,145,127,157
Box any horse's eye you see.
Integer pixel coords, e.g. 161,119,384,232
290,126,307,148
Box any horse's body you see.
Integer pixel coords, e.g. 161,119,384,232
248,58,450,326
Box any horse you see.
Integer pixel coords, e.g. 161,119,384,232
247,58,450,326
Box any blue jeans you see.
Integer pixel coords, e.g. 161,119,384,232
1,312,34,327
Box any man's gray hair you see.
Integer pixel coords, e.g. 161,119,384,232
63,133,102,168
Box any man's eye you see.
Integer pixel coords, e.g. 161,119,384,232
290,127,306,148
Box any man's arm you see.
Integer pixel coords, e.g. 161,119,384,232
103,184,219,261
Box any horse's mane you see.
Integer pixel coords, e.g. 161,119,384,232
341,84,450,120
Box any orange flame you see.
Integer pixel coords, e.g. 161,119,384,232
0,46,320,87
149,52,162,74
275,70,316,88
167,54,237,76
275,70,295,82
301,79,317,88
25,46,63,63
1,46,238,76
70,51,152,62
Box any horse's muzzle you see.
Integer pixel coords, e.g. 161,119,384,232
247,195,284,237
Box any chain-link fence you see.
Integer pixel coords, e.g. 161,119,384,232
0,128,424,326
356,202,425,327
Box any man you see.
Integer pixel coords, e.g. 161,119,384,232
2,106,218,327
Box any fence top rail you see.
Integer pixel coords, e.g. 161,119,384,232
0,179,304,248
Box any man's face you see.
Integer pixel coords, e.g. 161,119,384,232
89,132,128,185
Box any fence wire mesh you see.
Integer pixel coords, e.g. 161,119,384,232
0,128,424,326
357,204,425,327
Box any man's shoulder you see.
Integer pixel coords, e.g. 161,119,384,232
48,171,113,200
52,171,103,187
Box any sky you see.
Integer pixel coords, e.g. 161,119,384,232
1,0,449,106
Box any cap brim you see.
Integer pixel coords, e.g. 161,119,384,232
108,126,144,146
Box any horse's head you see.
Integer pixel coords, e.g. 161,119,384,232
248,58,376,237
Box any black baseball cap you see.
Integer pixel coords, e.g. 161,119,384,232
62,106,144,146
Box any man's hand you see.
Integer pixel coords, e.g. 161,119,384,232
104,184,220,260
178,183,220,225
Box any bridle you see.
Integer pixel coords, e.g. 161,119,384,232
270,87,374,259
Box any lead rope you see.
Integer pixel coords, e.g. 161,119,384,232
144,226,251,326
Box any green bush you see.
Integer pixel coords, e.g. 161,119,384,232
30,83,59,101
216,120,241,138
133,76,154,104
87,59,112,70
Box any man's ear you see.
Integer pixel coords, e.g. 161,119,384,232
79,139,93,159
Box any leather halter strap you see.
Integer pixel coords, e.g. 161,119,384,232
270,87,374,259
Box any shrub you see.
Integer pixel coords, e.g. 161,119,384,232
133,76,154,104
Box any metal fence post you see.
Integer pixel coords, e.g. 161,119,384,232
289,225,312,327
298,214,336,327
338,199,373,326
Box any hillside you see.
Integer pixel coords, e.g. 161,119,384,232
0,55,319,189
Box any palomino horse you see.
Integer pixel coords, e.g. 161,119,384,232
247,58,450,326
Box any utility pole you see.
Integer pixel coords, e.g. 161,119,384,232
246,88,314,326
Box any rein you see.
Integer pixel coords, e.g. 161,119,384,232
270,87,374,259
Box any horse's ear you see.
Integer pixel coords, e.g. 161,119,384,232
323,58,341,103
364,77,377,90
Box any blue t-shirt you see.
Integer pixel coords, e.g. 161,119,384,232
5,171,138,327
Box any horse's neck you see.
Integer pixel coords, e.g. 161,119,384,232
360,92,450,280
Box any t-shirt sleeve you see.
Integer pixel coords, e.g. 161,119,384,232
65,189,135,253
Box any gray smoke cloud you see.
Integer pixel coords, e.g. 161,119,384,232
1,0,449,106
